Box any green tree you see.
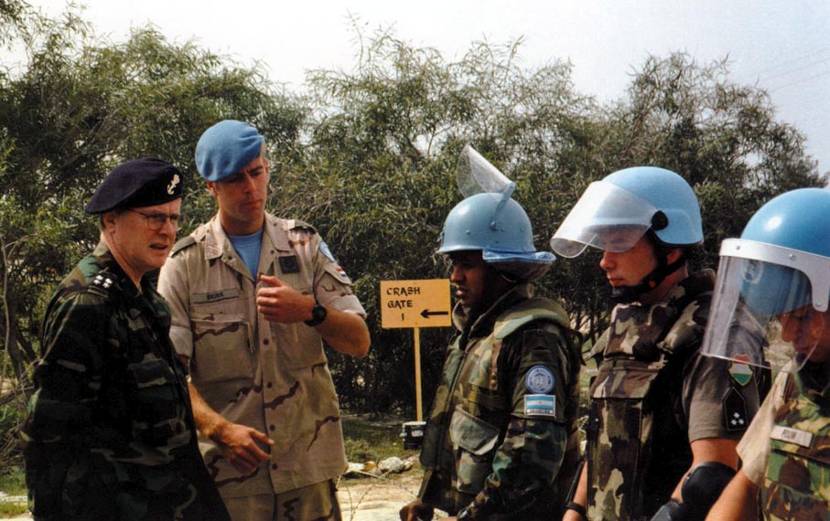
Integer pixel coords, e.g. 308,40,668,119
0,9,821,428
0,6,306,381
601,53,823,271
280,32,594,412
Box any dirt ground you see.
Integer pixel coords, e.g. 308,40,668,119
2,469,446,521
338,470,424,521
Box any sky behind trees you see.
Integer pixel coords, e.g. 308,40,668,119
13,0,830,176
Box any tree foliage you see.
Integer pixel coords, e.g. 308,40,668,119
0,6,305,385
0,6,823,435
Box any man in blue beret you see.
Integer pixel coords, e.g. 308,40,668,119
158,121,370,521
22,158,230,520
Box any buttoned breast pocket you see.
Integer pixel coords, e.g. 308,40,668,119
587,359,661,512
270,320,326,369
763,438,830,517
265,276,326,369
126,357,187,448
190,301,254,382
449,407,500,495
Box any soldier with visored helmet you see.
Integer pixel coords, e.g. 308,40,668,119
704,188,830,520
551,166,767,521
22,158,230,520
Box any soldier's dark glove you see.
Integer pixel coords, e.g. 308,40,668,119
650,499,689,520
651,461,736,520
399,499,434,521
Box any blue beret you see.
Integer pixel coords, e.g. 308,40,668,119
195,120,264,182
85,158,183,214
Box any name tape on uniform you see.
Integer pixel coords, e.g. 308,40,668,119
770,425,814,448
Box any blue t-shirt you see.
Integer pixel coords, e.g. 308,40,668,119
228,228,264,278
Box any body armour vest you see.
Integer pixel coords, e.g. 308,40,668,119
761,366,830,520
586,271,713,521
419,295,578,518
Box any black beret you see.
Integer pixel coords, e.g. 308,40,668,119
85,158,184,214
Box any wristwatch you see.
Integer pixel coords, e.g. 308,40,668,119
304,302,327,326
565,502,587,520
456,506,472,520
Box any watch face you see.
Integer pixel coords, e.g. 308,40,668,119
306,303,327,326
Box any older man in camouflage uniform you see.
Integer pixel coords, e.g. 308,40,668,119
400,191,582,521
704,188,830,520
22,158,229,521
551,167,766,521
158,120,370,521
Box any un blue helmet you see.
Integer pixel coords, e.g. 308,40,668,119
602,166,703,246
438,193,554,266
551,166,702,258
737,188,830,317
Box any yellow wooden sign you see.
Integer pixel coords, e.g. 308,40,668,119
380,279,452,329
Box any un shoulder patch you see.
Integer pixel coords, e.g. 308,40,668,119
525,365,555,394
319,241,338,263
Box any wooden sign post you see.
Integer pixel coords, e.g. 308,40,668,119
380,279,451,420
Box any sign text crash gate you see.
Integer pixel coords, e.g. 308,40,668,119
380,279,451,329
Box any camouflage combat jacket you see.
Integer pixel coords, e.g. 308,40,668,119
761,363,829,520
586,270,760,520
419,284,581,520
22,242,229,521
157,213,366,497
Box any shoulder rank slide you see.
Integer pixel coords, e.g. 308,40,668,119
91,273,115,289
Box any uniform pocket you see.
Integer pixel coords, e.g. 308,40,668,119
126,357,187,448
270,320,326,369
586,359,660,518
190,314,254,382
763,438,830,517
449,407,499,494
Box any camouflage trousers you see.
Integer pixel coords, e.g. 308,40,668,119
223,479,341,521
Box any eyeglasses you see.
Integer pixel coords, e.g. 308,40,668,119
127,209,181,231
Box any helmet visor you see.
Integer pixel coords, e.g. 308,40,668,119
550,181,658,258
701,253,822,372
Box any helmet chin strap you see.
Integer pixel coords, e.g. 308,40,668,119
611,249,686,304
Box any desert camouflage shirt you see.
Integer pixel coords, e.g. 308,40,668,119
22,242,229,521
418,284,582,520
738,362,829,520
157,213,365,497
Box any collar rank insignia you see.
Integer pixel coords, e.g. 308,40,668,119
92,274,114,289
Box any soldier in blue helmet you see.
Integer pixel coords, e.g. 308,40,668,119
400,187,583,521
552,167,766,521
22,158,230,520
703,188,830,520
158,120,370,521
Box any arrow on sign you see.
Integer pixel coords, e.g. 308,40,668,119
420,309,449,318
